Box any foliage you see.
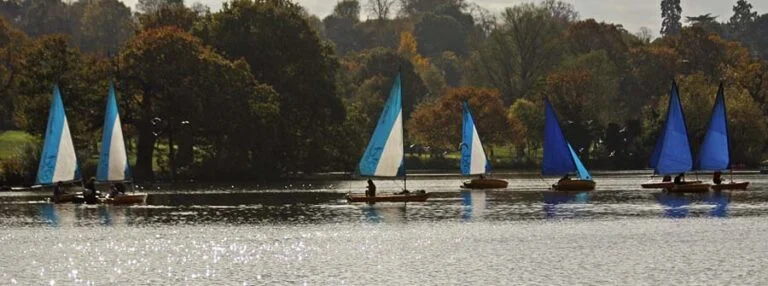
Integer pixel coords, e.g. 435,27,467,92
79,0,134,55
407,87,508,151
660,0,682,36
195,0,346,174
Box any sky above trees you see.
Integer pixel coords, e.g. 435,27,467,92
135,0,767,37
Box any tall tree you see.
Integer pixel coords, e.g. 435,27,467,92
729,0,757,37
79,0,135,55
323,0,362,55
660,0,682,36
469,2,572,103
366,0,395,20
195,0,346,174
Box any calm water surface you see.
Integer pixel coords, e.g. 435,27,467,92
2,172,768,285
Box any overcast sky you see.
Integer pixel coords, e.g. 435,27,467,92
122,0,767,36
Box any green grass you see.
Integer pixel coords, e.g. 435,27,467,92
0,130,35,160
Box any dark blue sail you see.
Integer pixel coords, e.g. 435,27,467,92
696,83,729,171
651,82,693,175
542,99,577,176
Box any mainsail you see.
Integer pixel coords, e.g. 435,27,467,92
460,101,489,176
542,98,591,180
36,85,81,185
97,82,131,182
696,83,729,171
649,81,693,175
358,73,404,177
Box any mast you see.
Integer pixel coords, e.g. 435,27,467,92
401,66,407,191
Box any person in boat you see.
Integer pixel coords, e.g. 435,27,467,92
478,174,485,180
673,173,684,184
713,171,722,185
52,181,63,203
662,175,671,182
558,174,571,183
366,179,376,197
108,183,126,198
83,177,99,204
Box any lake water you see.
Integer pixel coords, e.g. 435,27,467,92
2,172,768,285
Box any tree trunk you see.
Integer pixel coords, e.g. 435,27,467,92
134,94,155,181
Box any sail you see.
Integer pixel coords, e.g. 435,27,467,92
651,81,693,175
568,143,592,180
696,83,729,171
542,99,577,176
36,85,81,185
460,101,489,176
358,73,404,177
97,82,131,182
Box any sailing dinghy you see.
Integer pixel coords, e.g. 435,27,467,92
542,98,596,191
95,82,147,205
37,85,82,203
459,101,508,189
346,72,429,203
697,83,748,191
641,81,708,192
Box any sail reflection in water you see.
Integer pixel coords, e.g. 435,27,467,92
656,192,731,218
542,191,590,218
39,204,59,227
461,190,487,221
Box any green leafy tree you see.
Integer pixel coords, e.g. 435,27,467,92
729,0,757,37
194,0,346,174
138,3,200,31
79,0,135,55
660,0,682,36
323,0,362,55
120,27,280,180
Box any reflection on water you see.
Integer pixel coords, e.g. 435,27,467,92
543,191,590,219
461,190,486,221
656,192,731,218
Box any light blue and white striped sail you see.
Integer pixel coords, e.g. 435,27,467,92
460,101,489,176
97,83,131,182
358,73,404,177
36,85,81,185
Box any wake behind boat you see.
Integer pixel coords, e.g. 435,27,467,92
459,101,508,190
349,72,428,204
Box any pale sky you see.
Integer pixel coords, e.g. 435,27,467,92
121,0,767,36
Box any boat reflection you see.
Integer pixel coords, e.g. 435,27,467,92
461,190,487,221
542,191,590,218
656,192,731,218
360,204,406,223
39,204,59,227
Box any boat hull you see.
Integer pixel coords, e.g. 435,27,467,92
347,192,429,203
461,178,508,189
711,182,749,190
668,183,711,193
552,180,595,191
100,193,148,205
642,181,702,189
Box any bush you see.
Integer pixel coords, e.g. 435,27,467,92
0,142,41,186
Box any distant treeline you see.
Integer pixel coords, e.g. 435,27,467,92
0,0,767,183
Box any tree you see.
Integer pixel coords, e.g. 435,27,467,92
120,27,280,180
0,17,27,129
138,3,199,31
635,27,654,43
79,0,135,55
414,12,468,57
366,0,395,20
323,0,362,55
660,0,682,36
399,0,464,16
507,98,543,160
194,0,346,174
469,2,571,103
685,13,725,36
408,87,508,151
729,0,757,37
136,0,182,14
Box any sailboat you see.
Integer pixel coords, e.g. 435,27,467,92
37,85,82,203
542,98,596,191
96,82,147,204
346,72,429,203
641,81,708,192
697,83,748,191
459,101,508,189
